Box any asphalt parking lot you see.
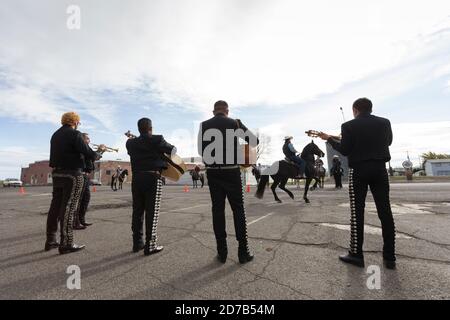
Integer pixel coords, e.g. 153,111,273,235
1,182,449,300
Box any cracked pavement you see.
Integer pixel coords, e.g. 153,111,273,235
0,182,449,300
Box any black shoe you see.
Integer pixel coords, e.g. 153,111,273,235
80,221,93,226
144,244,164,256
217,239,228,264
73,224,87,230
133,242,145,253
44,241,59,251
339,252,365,268
384,259,396,270
59,244,86,255
238,242,254,264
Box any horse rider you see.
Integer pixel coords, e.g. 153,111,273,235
74,132,97,229
126,117,176,255
198,100,259,264
283,136,306,178
330,155,344,189
45,112,105,254
319,98,396,269
116,166,123,179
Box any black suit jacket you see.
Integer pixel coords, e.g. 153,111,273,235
198,113,259,167
126,133,175,172
49,125,101,170
328,114,393,168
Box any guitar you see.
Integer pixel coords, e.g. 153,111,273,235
305,130,342,142
125,131,187,181
236,119,257,169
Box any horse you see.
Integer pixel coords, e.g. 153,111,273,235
255,141,325,204
251,165,261,183
190,170,205,188
311,159,326,190
111,169,129,191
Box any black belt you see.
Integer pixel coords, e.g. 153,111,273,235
53,168,82,174
134,170,161,176
206,165,240,170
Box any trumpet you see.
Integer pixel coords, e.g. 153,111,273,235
91,144,119,153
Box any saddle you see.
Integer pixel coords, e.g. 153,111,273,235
282,158,303,178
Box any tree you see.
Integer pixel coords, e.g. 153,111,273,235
421,152,450,161
255,130,271,163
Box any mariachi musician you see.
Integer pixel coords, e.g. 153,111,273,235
318,98,396,269
45,112,105,254
198,100,259,264
126,118,176,255
73,132,97,229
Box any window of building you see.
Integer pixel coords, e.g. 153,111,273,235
106,170,111,176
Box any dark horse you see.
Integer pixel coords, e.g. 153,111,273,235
190,170,205,188
251,165,261,183
255,141,325,204
311,159,326,190
111,169,129,191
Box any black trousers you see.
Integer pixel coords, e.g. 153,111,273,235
131,172,162,249
77,175,91,224
333,174,343,188
348,161,396,261
46,171,85,247
206,168,248,243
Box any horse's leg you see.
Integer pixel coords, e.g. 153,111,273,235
271,178,282,203
304,178,312,203
279,178,294,200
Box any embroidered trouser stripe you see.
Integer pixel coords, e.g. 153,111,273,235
348,169,358,255
53,173,84,247
149,178,163,251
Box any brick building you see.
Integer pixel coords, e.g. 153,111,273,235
21,160,53,186
92,160,132,185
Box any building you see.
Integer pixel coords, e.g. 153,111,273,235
326,142,349,180
424,159,450,176
21,160,53,186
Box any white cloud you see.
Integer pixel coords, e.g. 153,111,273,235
1,0,450,117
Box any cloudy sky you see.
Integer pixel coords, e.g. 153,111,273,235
1,0,450,178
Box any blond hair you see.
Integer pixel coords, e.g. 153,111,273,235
61,112,80,126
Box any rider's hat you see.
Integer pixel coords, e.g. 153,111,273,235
284,136,293,140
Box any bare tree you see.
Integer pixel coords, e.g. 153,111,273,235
255,130,271,163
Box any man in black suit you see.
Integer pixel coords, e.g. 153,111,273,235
319,98,396,269
46,112,104,254
74,132,96,229
126,118,176,255
198,100,259,264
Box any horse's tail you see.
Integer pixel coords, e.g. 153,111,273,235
255,175,269,199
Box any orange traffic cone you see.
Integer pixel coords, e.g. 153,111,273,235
184,185,189,193
246,184,251,193
92,186,96,193
19,186,25,195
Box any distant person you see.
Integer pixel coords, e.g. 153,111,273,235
126,118,176,255
319,98,396,269
331,156,344,189
46,112,105,254
198,100,259,264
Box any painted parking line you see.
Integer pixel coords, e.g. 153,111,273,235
248,212,276,226
168,204,209,212
319,223,412,239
